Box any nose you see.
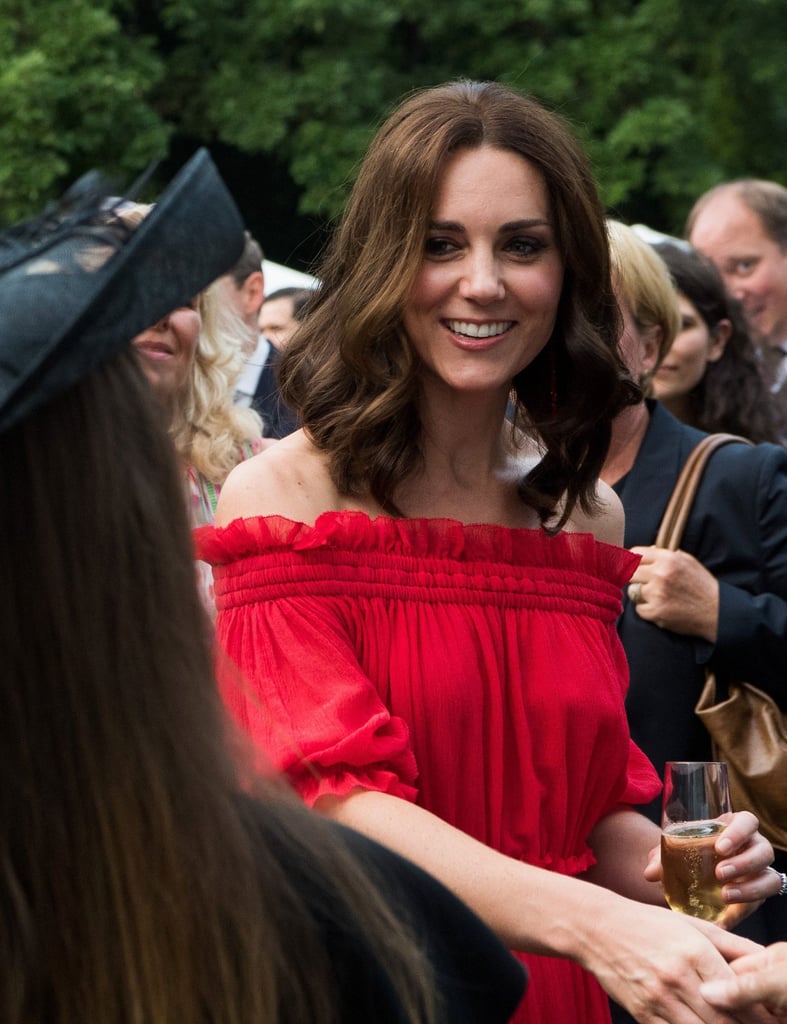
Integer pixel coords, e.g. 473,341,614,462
459,251,505,304
153,311,171,330
719,272,746,301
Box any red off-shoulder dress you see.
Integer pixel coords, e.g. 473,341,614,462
197,512,661,1024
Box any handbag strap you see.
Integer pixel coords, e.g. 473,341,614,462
654,433,754,550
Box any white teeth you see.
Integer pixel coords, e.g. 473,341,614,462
446,320,513,339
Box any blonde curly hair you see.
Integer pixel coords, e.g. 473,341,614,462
171,278,262,485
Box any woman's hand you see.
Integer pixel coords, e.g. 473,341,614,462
581,898,773,1024
627,546,719,642
700,942,787,1019
643,810,778,927
322,792,774,1022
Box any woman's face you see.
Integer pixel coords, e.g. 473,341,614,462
131,300,201,401
402,146,564,401
653,292,726,402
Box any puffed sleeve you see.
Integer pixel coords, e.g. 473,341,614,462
214,576,420,806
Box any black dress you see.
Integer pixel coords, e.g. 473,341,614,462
242,796,527,1023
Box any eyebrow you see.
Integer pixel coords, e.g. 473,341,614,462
428,218,551,232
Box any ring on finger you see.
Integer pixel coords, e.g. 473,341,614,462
628,581,643,605
777,870,787,896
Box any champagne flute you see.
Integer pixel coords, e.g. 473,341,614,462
661,761,732,922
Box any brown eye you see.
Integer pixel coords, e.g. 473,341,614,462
425,237,458,257
506,237,544,258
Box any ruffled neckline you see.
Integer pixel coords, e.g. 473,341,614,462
196,511,639,586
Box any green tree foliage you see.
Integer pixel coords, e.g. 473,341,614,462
0,0,167,224
157,0,787,231
3,0,787,237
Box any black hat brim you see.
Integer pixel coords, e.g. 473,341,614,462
0,149,245,433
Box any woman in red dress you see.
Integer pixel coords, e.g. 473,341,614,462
198,81,778,1023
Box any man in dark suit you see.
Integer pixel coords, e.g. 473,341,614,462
248,287,312,439
243,338,300,439
220,230,266,360
227,238,301,439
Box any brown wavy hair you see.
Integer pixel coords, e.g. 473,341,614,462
0,350,435,1023
279,79,639,527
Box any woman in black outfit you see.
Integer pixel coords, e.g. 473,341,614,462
603,220,787,1023
0,151,525,1024
652,239,784,444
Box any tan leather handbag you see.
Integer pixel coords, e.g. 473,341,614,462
655,433,787,852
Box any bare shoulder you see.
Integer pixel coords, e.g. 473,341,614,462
567,479,625,546
215,430,338,527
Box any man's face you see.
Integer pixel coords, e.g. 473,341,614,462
689,192,787,347
259,296,298,350
218,273,263,357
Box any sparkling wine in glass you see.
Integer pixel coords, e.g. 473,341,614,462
661,761,732,922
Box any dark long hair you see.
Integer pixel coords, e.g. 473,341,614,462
279,80,638,528
654,242,785,443
0,350,435,1023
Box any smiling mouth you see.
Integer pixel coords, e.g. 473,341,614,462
134,339,175,358
445,319,514,339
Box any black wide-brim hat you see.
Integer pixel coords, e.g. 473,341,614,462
0,149,245,433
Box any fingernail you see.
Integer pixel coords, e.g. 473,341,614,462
700,980,728,1001
716,837,732,855
724,887,741,901
718,864,736,879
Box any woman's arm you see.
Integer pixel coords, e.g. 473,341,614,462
318,789,767,1023
583,807,665,903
